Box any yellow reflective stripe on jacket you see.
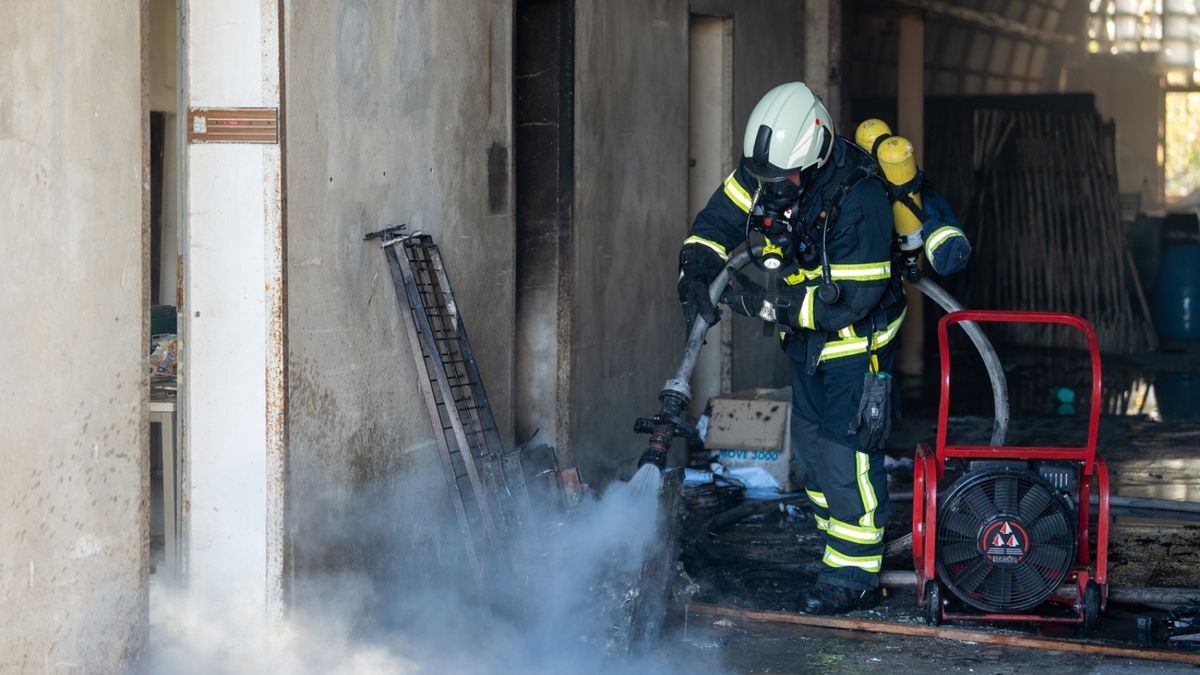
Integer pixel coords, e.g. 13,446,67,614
786,263,889,286
819,308,906,362
855,451,880,526
838,325,856,339
822,545,882,573
805,489,828,508
925,226,964,255
814,515,830,532
784,267,822,285
829,261,892,281
826,516,884,545
723,172,753,213
796,286,817,330
682,235,729,261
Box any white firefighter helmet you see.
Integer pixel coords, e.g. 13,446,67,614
742,82,836,203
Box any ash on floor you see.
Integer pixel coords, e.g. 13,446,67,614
678,417,1200,647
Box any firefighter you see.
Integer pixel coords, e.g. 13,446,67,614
677,82,905,614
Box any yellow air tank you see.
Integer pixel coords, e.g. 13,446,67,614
854,118,893,155
875,136,924,253
855,120,925,253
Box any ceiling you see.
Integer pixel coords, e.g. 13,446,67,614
849,0,1089,98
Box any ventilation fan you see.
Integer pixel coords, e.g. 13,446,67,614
936,469,1074,613
913,310,1111,630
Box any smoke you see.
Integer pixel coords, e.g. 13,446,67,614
145,464,720,674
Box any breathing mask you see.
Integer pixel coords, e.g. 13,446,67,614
744,165,819,272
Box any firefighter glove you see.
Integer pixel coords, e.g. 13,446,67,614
850,371,892,451
723,269,803,329
678,243,725,332
722,269,768,318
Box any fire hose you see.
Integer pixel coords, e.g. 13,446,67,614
636,247,1010,468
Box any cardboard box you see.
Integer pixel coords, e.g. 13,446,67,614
705,388,794,491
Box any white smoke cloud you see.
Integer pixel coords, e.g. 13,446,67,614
146,465,721,675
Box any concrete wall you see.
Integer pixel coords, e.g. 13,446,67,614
283,1,513,601
1066,53,1164,209
0,1,147,670
568,0,805,483
569,0,689,483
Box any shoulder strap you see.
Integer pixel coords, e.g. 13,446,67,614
819,163,881,226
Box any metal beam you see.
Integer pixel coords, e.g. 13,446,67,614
867,0,1077,45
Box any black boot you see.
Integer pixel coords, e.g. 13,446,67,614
801,582,878,615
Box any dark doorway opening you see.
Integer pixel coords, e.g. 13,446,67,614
513,0,575,466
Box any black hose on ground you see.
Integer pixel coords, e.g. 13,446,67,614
698,495,810,534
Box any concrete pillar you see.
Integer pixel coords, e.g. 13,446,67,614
804,0,843,117
182,0,285,622
897,10,925,377
0,2,148,670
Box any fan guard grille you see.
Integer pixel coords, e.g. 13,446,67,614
936,468,1075,613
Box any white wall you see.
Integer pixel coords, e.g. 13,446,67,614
182,0,285,620
0,1,147,670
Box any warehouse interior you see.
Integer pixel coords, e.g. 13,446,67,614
4,0,1200,672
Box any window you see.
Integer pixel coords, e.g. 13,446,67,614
1090,0,1200,86
1165,91,1200,199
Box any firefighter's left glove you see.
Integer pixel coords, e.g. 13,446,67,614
723,269,799,329
678,243,725,333
721,269,767,318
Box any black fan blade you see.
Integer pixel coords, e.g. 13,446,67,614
942,541,980,565
957,557,991,593
994,476,1018,514
1012,559,1047,596
942,511,983,539
1026,543,1071,572
1030,511,1072,544
990,567,1013,607
1019,485,1052,521
964,484,997,520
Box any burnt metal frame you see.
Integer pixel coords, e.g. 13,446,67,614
369,227,533,577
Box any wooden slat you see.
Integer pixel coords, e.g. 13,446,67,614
678,602,1200,666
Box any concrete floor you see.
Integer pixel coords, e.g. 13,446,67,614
662,617,1194,674
670,344,1200,673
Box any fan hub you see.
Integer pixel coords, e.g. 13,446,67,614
979,517,1031,567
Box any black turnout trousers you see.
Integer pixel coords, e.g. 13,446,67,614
789,336,896,591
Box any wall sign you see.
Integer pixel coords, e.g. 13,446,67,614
187,107,279,144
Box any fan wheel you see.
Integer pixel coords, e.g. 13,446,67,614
1082,581,1102,634
936,468,1076,613
924,581,942,625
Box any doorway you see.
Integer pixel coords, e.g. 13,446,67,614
687,14,734,416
